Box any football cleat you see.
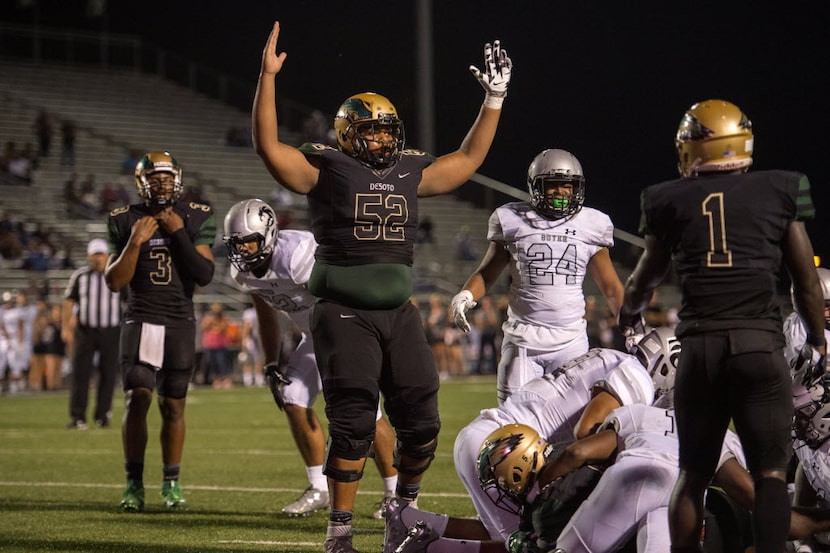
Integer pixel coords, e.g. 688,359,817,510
119,479,145,512
393,520,439,553
282,485,329,517
373,495,418,520
324,535,363,553
161,479,187,509
383,498,413,553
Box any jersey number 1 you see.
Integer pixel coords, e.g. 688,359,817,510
702,193,733,267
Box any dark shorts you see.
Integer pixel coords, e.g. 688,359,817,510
120,320,195,399
311,299,440,444
675,329,792,475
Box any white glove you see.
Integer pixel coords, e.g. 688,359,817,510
792,342,827,387
469,40,512,109
617,311,646,355
451,290,477,332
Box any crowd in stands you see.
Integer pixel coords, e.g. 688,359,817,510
2,285,677,396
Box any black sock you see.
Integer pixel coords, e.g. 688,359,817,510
162,464,181,481
329,509,353,525
396,482,421,502
125,461,144,483
753,477,790,553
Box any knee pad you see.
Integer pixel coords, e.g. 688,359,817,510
123,363,155,391
326,433,374,462
394,439,438,476
324,436,370,483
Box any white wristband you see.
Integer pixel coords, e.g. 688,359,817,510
483,94,505,109
459,290,474,303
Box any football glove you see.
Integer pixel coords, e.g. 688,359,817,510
792,342,828,387
617,311,646,354
264,362,291,411
507,530,541,553
451,290,477,332
469,40,512,109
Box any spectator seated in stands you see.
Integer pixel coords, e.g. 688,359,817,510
21,237,53,272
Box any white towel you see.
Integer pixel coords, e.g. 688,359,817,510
138,322,165,370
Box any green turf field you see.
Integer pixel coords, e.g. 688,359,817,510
0,376,497,552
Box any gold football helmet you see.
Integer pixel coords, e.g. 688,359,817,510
477,423,550,514
135,151,183,207
675,99,753,177
334,92,405,169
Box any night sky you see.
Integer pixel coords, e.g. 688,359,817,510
5,1,828,259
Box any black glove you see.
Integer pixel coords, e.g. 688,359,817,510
264,362,291,411
507,530,541,553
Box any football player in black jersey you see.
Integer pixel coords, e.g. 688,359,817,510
252,21,512,553
618,100,827,553
105,151,216,512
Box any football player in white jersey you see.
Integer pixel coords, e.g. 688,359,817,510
783,266,830,552
451,149,624,404
223,198,398,517
0,289,36,394
382,328,678,553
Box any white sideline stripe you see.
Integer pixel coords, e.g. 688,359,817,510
219,541,319,546
0,447,454,458
0,481,471,498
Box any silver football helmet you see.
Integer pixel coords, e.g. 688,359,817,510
527,149,585,219
222,199,278,273
634,327,681,400
477,423,551,514
795,401,830,449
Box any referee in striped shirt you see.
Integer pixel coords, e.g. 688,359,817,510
63,238,125,429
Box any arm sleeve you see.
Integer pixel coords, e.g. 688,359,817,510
169,228,214,286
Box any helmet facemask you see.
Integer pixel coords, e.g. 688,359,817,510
634,327,681,401
526,149,586,220
335,93,405,170
135,152,183,208
529,176,585,219
222,199,278,273
349,118,405,169
477,424,550,515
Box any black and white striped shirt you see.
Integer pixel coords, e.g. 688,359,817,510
64,267,123,328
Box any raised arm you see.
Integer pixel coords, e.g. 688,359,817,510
251,21,319,195
419,40,512,197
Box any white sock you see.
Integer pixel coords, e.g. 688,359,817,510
307,465,327,490
383,476,397,497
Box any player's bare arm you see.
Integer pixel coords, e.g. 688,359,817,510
536,430,617,489
252,21,319,195
452,243,510,332
252,293,282,364
621,234,672,318
587,248,624,316
419,40,511,197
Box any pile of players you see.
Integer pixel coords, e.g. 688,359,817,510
383,290,830,553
